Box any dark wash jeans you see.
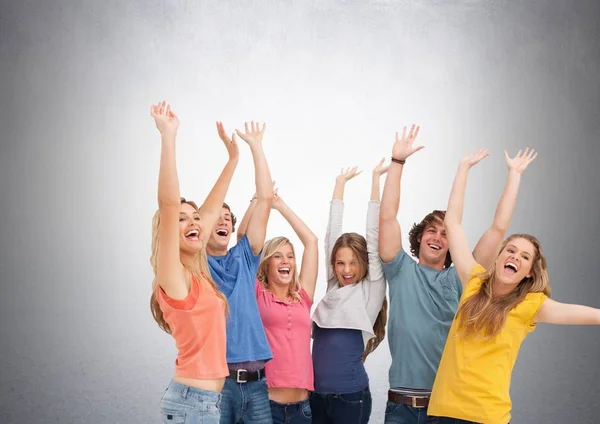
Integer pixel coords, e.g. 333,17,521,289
310,386,372,424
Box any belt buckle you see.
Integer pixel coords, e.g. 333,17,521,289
411,396,426,409
236,369,248,383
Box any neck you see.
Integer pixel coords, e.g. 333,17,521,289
268,282,290,301
206,245,227,257
491,279,516,297
180,252,197,268
418,255,445,271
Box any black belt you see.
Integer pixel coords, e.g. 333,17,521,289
227,368,265,383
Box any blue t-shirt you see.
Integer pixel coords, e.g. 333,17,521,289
312,325,368,394
208,235,272,364
383,248,462,390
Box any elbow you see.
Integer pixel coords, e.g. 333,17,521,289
306,234,319,247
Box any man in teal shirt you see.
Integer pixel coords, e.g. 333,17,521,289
378,125,537,423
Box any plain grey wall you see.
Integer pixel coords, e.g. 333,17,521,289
1,1,599,423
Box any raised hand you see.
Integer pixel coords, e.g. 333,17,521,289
216,121,239,161
336,166,362,184
391,124,423,161
235,121,266,148
373,157,389,177
150,100,179,137
504,148,537,174
460,148,489,168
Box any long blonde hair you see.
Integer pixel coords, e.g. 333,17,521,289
257,237,302,302
149,198,228,334
331,232,388,361
456,234,550,340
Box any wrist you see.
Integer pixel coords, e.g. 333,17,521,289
391,157,406,165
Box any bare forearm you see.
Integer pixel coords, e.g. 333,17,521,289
380,162,403,220
333,181,345,200
158,135,181,206
201,158,238,214
277,202,317,246
237,198,257,241
446,164,470,227
491,170,522,232
251,145,273,201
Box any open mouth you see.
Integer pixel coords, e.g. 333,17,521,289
278,267,290,277
185,229,200,241
341,274,355,284
215,228,229,237
428,243,441,251
503,261,518,275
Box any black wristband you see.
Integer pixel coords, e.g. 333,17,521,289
391,157,406,165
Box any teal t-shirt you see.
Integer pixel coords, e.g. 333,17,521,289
383,248,462,390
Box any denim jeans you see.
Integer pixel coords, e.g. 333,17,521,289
310,386,372,424
269,398,311,424
160,380,222,424
219,376,273,424
384,402,439,424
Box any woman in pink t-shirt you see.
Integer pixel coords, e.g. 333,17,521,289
149,101,239,423
253,191,319,424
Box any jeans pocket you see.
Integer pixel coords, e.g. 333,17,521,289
384,400,400,415
338,392,364,405
161,409,186,424
301,401,312,419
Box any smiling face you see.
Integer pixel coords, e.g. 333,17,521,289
179,202,203,255
265,242,296,287
334,247,364,286
494,237,536,288
417,221,449,268
207,207,234,254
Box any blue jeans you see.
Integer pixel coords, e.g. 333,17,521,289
219,376,273,424
160,380,222,424
384,402,439,424
269,398,311,424
310,386,372,424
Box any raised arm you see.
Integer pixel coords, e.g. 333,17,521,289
325,167,361,284
151,101,186,299
536,299,600,325
445,149,490,286
379,125,423,262
235,121,274,255
198,121,239,246
472,148,538,268
364,161,388,321
371,158,389,202
272,192,319,301
236,197,257,243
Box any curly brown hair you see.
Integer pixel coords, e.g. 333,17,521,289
222,202,237,232
408,210,452,268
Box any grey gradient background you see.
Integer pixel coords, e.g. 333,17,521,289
1,1,599,423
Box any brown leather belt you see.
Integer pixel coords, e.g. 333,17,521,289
388,390,430,409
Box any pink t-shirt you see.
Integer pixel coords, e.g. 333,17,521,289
255,280,314,390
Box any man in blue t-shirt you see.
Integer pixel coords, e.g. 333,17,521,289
378,125,536,424
206,121,274,424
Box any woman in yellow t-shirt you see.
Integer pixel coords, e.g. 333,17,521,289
428,148,600,424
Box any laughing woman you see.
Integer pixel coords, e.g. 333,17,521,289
149,101,238,423
252,190,319,424
428,149,600,424
310,161,390,424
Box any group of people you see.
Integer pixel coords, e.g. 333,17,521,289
149,100,600,424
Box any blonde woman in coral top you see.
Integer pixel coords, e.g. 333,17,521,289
428,148,600,424
149,101,239,423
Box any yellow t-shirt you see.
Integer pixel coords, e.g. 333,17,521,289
428,264,548,424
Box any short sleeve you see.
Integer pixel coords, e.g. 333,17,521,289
527,293,549,332
463,263,488,298
381,248,413,282
235,234,262,274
